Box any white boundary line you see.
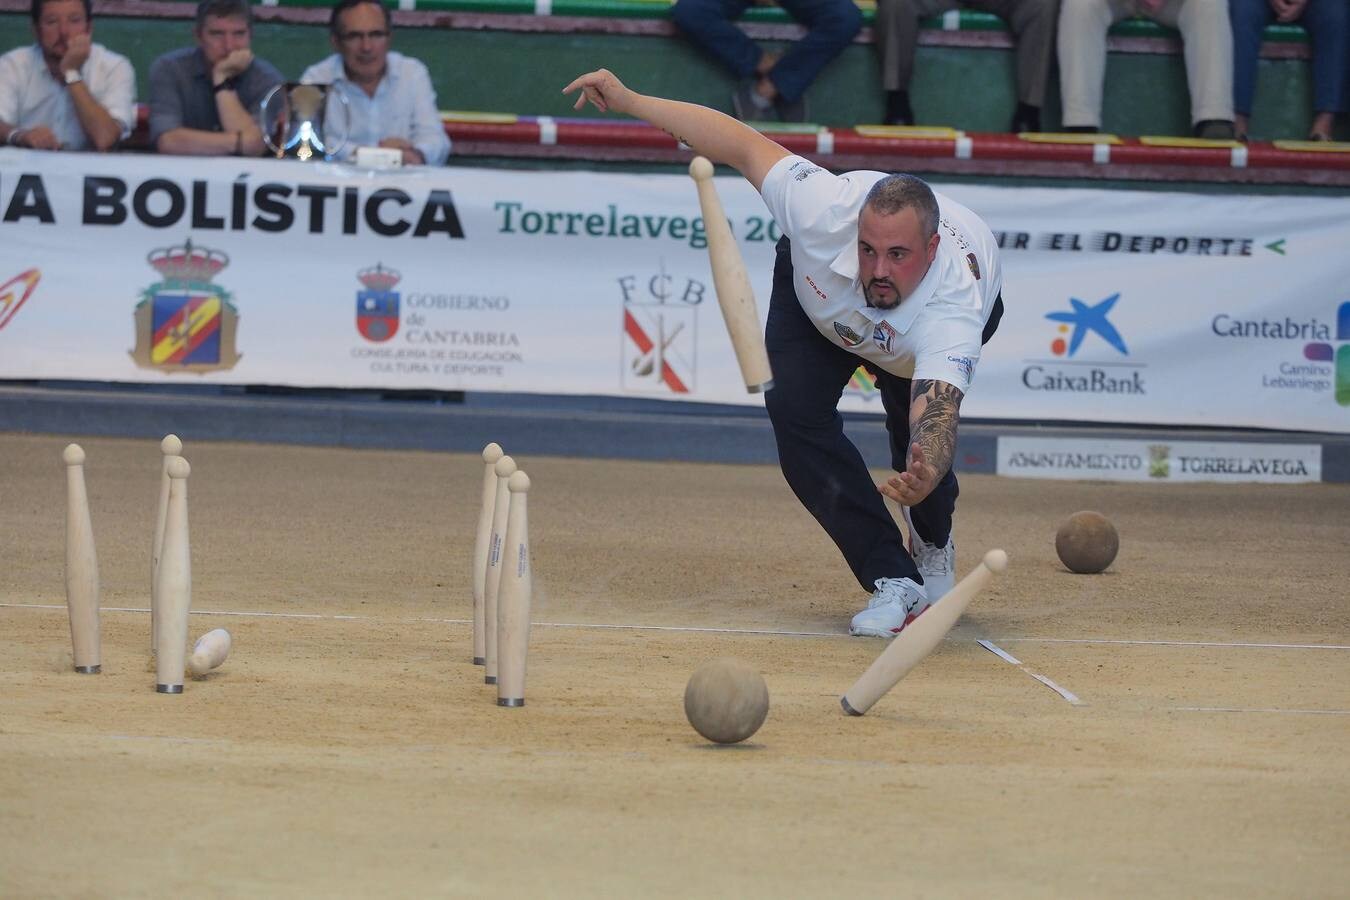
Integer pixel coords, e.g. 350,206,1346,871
979,639,1085,706
1173,707,1350,716
0,604,845,637
999,637,1350,651
3,604,1346,651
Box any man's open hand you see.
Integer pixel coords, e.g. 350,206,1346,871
879,442,941,506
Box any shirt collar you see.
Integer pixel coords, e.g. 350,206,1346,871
828,240,940,335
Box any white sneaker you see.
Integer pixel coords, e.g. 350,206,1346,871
849,577,928,637
903,507,956,603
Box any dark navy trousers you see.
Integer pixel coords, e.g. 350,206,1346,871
669,0,863,103
762,237,1000,592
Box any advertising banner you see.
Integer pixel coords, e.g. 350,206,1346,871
1,150,1346,434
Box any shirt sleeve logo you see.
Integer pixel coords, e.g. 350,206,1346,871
947,354,975,380
789,161,823,181
965,252,981,281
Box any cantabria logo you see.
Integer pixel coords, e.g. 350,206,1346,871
1303,301,1350,406
1210,301,1348,407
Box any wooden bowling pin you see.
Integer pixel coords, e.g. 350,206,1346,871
496,470,533,707
841,549,1009,716
188,628,232,675
483,454,516,685
152,434,182,654
154,456,192,694
471,442,504,666
63,444,101,674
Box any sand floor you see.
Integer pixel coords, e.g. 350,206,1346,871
2,433,1347,897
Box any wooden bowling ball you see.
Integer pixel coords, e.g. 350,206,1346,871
1055,511,1119,574
683,658,769,744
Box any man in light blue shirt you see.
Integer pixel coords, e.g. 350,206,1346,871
300,0,450,166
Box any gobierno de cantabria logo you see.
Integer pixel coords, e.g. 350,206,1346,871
130,238,241,373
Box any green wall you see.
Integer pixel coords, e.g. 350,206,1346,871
0,13,1332,141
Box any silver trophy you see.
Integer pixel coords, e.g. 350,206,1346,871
259,82,350,161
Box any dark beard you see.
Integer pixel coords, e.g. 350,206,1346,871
864,280,900,310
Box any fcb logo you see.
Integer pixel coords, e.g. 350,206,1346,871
621,299,697,395
130,239,241,373
356,263,400,342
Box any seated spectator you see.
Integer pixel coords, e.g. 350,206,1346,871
875,0,1059,131
1058,0,1237,138
299,0,450,166
148,0,283,156
670,0,862,123
1230,0,1347,141
0,0,133,151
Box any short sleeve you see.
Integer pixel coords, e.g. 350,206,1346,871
758,155,839,240
0,52,23,125
95,53,136,139
406,59,449,166
911,289,986,391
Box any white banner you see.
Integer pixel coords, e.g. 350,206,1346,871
1,150,1347,434
997,436,1322,483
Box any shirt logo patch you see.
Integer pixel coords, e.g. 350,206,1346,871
789,161,823,181
947,355,975,380
804,274,827,301
966,253,981,281
873,320,896,354
834,322,865,347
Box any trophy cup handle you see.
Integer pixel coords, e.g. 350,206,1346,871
323,88,351,160
259,82,286,158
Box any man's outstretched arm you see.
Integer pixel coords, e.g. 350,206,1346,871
563,68,789,192
879,379,964,506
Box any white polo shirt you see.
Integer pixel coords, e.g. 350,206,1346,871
0,43,135,150
760,155,1002,391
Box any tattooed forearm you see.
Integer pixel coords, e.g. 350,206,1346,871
909,379,964,478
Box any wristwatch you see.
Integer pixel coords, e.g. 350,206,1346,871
212,77,238,94
63,69,82,86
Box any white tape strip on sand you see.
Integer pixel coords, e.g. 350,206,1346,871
976,639,1021,665
978,639,1084,705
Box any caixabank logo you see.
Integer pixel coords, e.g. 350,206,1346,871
1022,292,1145,395
1211,301,1349,408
